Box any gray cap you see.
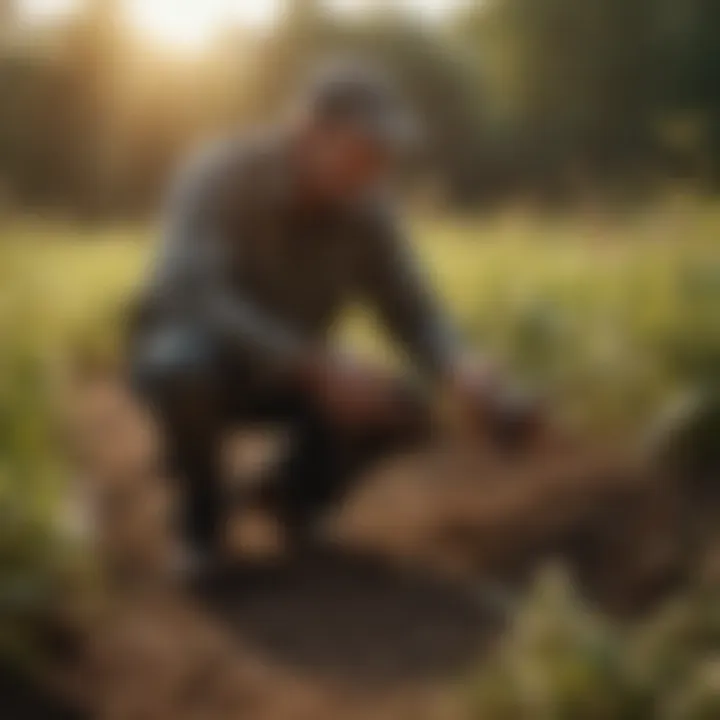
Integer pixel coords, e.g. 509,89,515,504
301,61,421,153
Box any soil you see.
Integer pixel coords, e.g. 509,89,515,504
29,377,708,720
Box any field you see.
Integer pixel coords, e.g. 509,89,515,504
1,200,719,718
4,197,720,427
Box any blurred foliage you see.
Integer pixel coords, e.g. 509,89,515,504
2,0,720,215
469,565,720,719
3,200,719,433
0,241,91,670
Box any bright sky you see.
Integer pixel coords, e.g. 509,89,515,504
22,0,469,51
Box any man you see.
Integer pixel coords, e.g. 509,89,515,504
130,63,536,575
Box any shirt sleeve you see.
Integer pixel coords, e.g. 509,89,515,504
356,203,462,378
151,144,306,374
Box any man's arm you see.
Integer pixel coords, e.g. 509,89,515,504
152,145,307,376
355,206,545,447
357,204,462,380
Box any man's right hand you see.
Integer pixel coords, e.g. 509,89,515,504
295,351,415,431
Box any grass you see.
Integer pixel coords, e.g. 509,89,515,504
2,197,719,436
414,204,720,432
8,201,713,432
0,235,90,669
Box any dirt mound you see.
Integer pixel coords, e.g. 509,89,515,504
58,378,706,719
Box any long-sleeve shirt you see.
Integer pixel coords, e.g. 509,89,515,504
136,129,460,382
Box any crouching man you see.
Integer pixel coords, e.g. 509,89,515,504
129,63,537,580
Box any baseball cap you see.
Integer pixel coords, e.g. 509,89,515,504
300,60,421,154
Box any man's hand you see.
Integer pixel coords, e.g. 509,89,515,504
296,351,420,432
443,357,544,451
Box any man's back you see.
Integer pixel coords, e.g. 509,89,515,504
138,129,456,380
146,132,357,337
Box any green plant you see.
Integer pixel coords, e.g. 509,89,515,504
469,567,720,720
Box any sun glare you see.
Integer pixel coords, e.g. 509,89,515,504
22,0,282,52
22,0,463,54
124,0,279,51
22,0,77,20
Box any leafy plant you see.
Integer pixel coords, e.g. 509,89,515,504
470,566,720,720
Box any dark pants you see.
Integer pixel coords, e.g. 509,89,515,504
130,324,430,553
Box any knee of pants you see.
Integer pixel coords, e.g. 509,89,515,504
130,325,217,410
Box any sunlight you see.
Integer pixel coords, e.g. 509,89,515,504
125,0,224,50
22,0,282,51
21,0,466,53
22,0,77,19
124,0,280,51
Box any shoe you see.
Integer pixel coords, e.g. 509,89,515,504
166,543,226,591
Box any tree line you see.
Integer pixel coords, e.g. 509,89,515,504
1,0,719,217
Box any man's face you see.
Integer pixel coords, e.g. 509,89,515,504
302,121,392,205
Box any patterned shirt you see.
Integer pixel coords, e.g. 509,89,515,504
138,129,459,381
